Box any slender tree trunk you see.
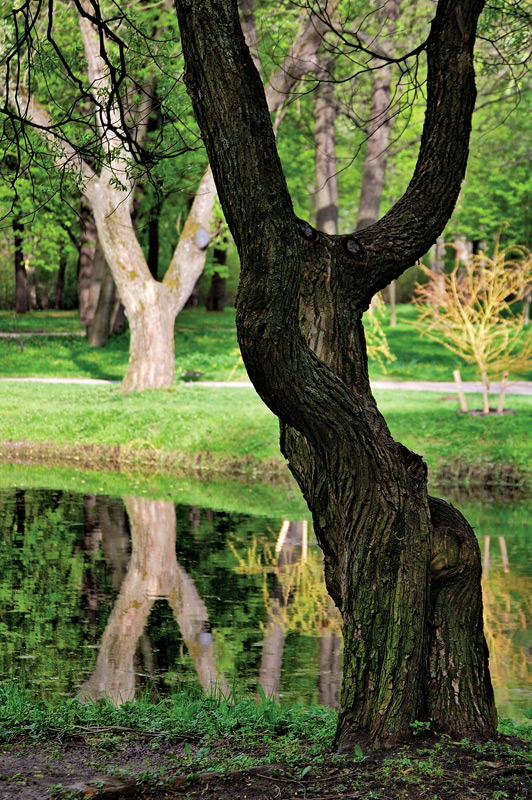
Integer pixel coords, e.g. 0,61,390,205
111,299,127,333
239,0,262,77
77,198,98,325
54,256,66,310
147,212,160,279
25,260,37,309
13,217,28,314
206,247,227,311
206,272,226,311
177,0,497,748
355,0,400,234
314,55,338,235
431,235,446,318
88,258,116,346
356,0,400,315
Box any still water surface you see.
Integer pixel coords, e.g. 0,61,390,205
0,487,530,720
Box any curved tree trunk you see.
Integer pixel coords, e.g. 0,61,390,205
176,0,497,748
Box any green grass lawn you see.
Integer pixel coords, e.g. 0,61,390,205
0,308,247,382
2,305,531,383
0,309,83,333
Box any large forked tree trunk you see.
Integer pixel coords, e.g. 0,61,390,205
176,0,497,747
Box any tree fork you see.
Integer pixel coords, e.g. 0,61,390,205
176,0,496,746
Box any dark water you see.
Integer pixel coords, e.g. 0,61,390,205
0,488,530,720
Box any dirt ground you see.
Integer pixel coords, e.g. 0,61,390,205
0,731,531,800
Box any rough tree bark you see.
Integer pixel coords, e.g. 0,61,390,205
176,0,497,747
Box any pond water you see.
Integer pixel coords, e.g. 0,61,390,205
0,486,531,721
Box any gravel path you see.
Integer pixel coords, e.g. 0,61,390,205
1,376,532,394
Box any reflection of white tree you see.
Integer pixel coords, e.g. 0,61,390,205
80,497,223,704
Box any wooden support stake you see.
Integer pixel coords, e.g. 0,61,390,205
482,536,490,578
453,369,468,412
497,371,509,414
498,536,510,573
481,371,490,415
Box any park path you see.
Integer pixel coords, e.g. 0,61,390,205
1,376,532,395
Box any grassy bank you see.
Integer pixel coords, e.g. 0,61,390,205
1,381,531,488
1,685,530,800
0,459,309,518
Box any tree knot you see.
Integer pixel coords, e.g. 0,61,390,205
342,236,365,261
296,218,318,242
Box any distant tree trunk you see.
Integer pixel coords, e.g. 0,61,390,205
111,299,127,334
185,280,200,308
356,0,400,314
430,235,446,317
239,0,262,77
77,198,98,325
147,212,160,279
13,217,28,314
25,260,37,310
54,256,66,310
388,279,397,327
121,289,177,392
88,258,116,346
177,0,497,748
206,247,227,311
314,54,338,235
355,0,400,233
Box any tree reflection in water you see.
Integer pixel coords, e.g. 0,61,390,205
232,520,342,706
80,497,224,704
